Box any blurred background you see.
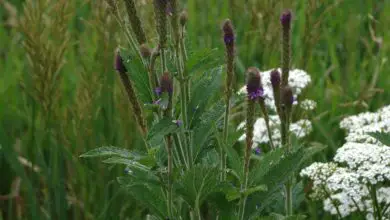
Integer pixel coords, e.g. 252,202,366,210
0,0,389,219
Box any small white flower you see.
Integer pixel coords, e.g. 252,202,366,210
238,117,312,148
300,99,317,111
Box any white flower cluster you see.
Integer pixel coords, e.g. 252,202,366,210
300,99,317,111
301,105,390,219
237,68,313,148
340,105,390,145
238,117,312,148
238,68,312,111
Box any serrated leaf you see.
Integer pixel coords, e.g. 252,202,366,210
103,157,150,171
215,127,243,181
174,165,221,208
185,48,223,77
147,117,180,147
192,100,225,162
119,182,167,218
226,185,268,201
246,147,305,218
121,50,153,103
368,132,390,146
252,213,306,220
80,146,138,158
188,66,223,128
300,142,327,165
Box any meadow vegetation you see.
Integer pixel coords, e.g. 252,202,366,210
0,0,389,219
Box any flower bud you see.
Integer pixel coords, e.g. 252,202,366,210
179,10,188,26
222,19,235,46
246,67,264,100
270,69,281,87
115,50,127,74
139,44,151,59
280,10,292,30
281,86,294,112
160,72,173,95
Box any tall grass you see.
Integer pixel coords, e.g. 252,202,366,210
0,0,389,219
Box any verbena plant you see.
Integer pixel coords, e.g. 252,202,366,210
81,1,326,219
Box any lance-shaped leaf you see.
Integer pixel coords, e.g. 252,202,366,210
185,48,224,77
80,146,139,159
147,117,180,147
188,66,223,128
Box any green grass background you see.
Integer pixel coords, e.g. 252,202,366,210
0,0,389,219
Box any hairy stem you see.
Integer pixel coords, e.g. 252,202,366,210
239,100,255,220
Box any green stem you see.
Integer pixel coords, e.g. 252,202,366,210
173,133,189,169
160,48,167,73
370,185,382,220
285,178,293,216
221,97,230,180
239,100,255,220
165,136,173,218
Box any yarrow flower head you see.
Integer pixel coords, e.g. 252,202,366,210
301,104,390,219
246,67,264,100
301,99,317,111
238,116,312,148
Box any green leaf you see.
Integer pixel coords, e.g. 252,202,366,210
188,66,223,128
174,165,221,208
102,157,150,171
147,117,180,147
368,132,390,146
215,127,243,181
253,213,306,220
185,48,223,77
226,185,267,201
119,181,167,219
121,50,153,103
79,146,138,158
192,100,225,162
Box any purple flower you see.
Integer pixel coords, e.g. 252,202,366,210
160,72,173,95
282,86,294,110
246,67,263,100
222,19,235,46
248,88,264,100
173,120,182,127
280,10,292,29
153,99,161,105
255,147,261,155
155,87,162,96
270,69,281,87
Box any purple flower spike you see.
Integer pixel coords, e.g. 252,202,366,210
160,72,173,95
246,67,263,100
155,87,162,96
222,19,235,46
280,10,292,28
173,120,182,127
248,88,264,100
270,69,281,87
255,147,261,155
115,51,127,74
